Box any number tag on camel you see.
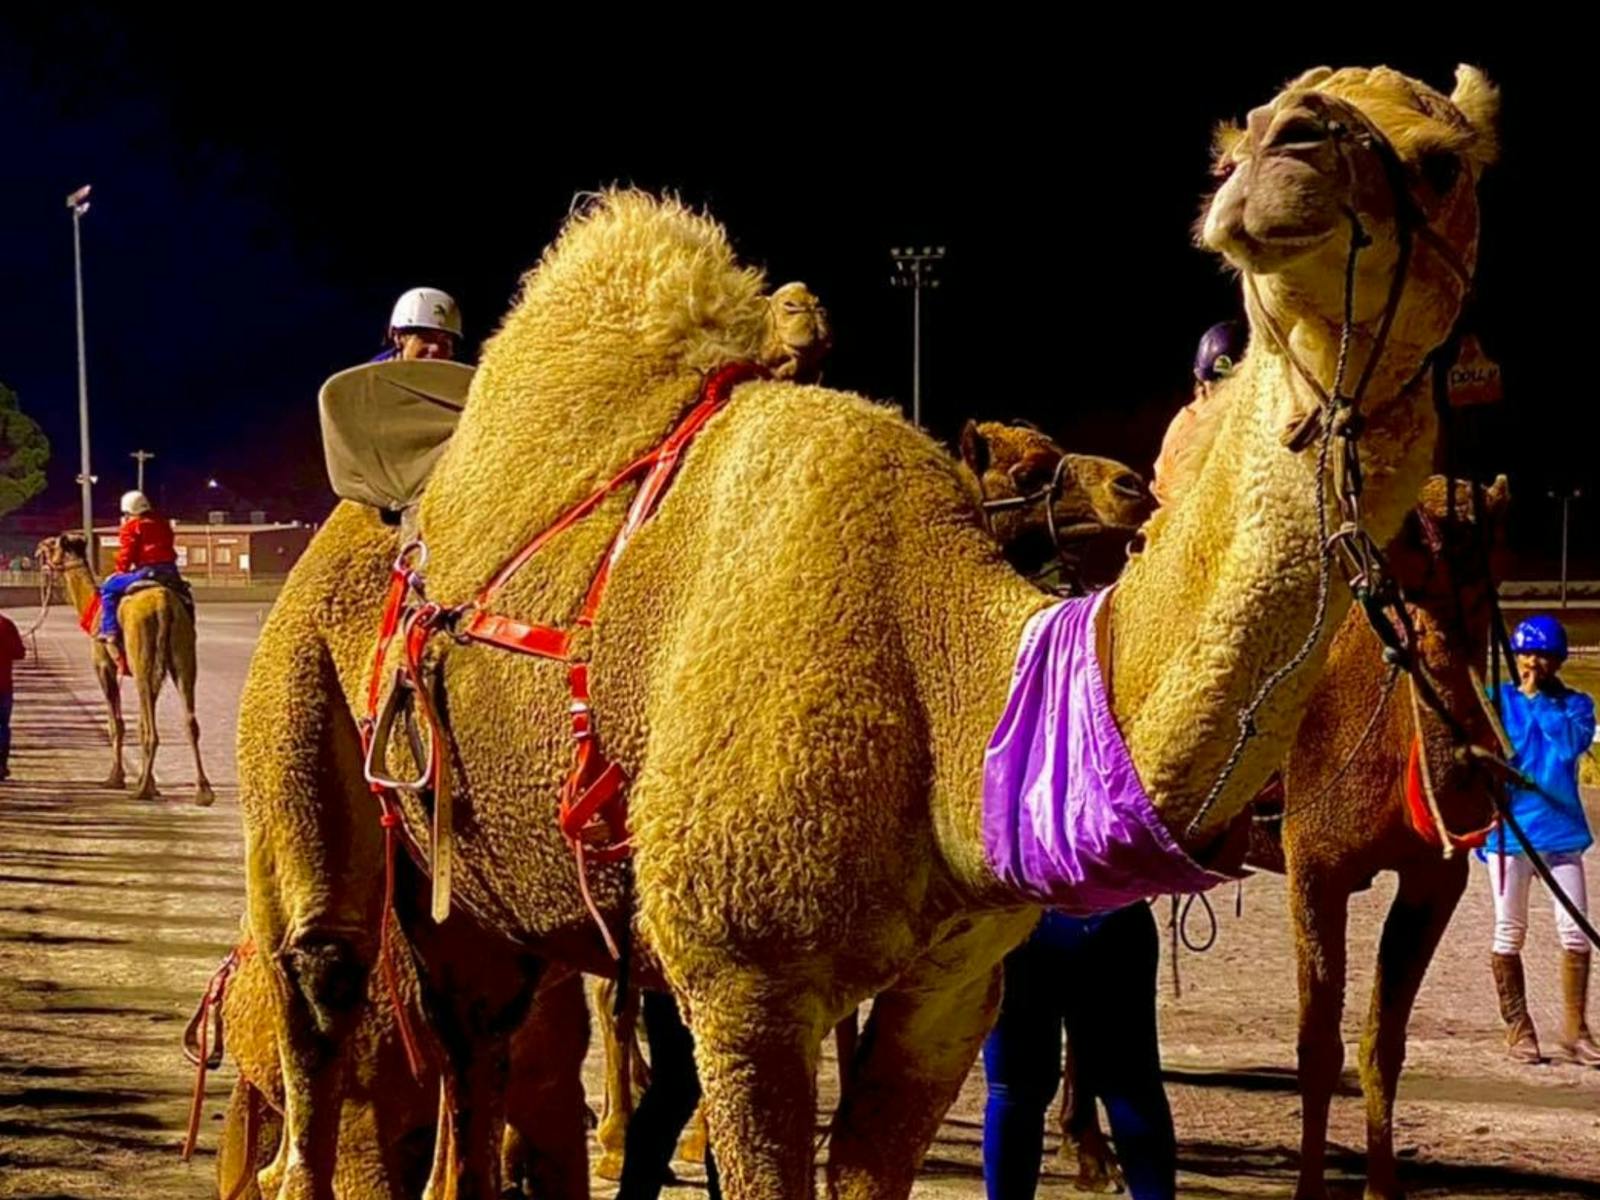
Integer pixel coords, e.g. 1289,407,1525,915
318,360,475,513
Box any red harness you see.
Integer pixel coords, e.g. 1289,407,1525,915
1403,733,1496,851
359,361,762,986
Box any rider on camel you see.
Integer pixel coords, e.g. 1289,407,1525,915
97,490,180,643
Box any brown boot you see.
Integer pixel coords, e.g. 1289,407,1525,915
1491,953,1541,1063
1560,950,1600,1067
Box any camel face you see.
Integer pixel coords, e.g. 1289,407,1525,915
958,420,1153,577
760,281,832,381
1387,473,1510,613
35,534,88,571
1203,66,1496,329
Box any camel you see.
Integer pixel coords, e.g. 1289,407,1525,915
1057,477,1511,1200
35,534,214,804
1273,476,1508,1200
239,64,1497,1200
588,424,1156,1181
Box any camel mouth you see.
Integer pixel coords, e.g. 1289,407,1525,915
1225,224,1338,274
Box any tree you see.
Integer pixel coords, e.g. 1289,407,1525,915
0,383,50,519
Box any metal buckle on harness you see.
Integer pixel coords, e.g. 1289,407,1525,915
364,671,436,794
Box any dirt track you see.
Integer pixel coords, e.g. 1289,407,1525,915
1,608,1597,1199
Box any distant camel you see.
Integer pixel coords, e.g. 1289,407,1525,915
35,534,214,804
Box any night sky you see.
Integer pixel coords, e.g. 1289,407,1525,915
3,16,1593,573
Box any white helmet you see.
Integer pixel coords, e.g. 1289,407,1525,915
388,287,462,338
121,490,151,515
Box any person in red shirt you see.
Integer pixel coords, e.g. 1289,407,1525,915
0,611,24,780
97,490,180,642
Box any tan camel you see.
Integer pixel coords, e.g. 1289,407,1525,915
35,534,214,804
1273,476,1508,1200
1062,477,1510,1200
588,425,1156,1181
241,64,1496,1200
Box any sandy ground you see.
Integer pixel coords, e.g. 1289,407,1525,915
1,607,1598,1199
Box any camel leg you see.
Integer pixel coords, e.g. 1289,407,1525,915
687,975,829,1200
826,967,1001,1200
826,913,1033,1200
502,973,592,1200
132,671,161,800
97,660,126,789
217,1079,280,1200
405,903,542,1200
1057,1032,1123,1193
247,657,385,1200
834,1009,860,1102
175,643,216,806
1358,858,1468,1200
1290,869,1350,1200
592,975,639,1181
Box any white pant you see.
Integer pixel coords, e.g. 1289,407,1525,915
1489,850,1590,955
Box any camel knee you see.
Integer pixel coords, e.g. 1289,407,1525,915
1297,1024,1345,1089
282,933,370,1041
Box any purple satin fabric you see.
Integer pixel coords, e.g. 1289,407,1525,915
982,589,1235,913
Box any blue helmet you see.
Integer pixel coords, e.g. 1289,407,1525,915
1511,615,1568,661
1194,321,1247,383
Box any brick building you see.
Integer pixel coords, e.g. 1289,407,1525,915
92,519,313,585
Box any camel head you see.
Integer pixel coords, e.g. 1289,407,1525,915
1202,65,1498,375
759,281,833,382
35,534,91,572
1386,473,1510,623
958,420,1154,582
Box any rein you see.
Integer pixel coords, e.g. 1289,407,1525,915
22,570,55,638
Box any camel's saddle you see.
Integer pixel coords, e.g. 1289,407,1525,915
318,359,475,530
122,572,195,616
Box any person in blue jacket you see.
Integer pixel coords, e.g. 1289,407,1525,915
982,903,1176,1200
1482,615,1599,1067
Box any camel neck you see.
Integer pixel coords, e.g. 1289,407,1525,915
1107,346,1437,850
60,564,99,621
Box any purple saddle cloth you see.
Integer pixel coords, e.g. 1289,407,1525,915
982,589,1235,913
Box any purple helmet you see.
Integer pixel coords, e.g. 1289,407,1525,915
1194,321,1247,383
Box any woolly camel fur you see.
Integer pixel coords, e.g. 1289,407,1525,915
590,425,1156,1179
242,64,1495,1200
35,534,214,804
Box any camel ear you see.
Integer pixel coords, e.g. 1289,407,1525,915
959,420,990,476
1211,121,1245,174
1450,65,1500,167
1483,473,1511,517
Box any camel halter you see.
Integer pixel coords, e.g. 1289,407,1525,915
1185,92,1479,841
975,455,1114,592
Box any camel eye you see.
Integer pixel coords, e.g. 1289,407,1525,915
1420,151,1461,196
1009,457,1057,491
1110,472,1147,500
1268,116,1328,149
